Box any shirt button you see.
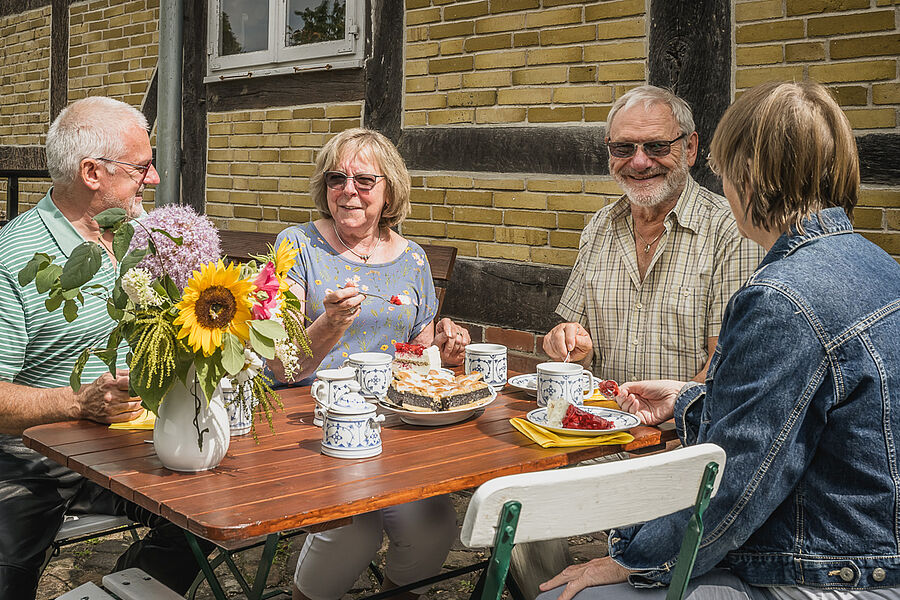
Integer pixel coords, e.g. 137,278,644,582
634,302,643,310
839,567,854,582
632,339,639,346
873,568,886,582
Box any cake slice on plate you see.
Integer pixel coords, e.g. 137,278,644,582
392,343,442,377
387,370,491,412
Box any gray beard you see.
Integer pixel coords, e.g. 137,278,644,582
615,154,690,207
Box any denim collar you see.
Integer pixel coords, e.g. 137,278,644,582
760,207,853,267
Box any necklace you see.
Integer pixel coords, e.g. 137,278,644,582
631,220,665,253
332,221,380,263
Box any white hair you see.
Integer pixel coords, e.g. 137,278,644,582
606,85,696,138
46,96,149,185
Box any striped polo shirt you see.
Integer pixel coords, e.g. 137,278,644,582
0,190,126,390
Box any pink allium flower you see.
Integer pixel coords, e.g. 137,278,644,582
128,205,221,290
252,261,280,320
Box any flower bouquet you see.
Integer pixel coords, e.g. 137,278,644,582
18,205,310,467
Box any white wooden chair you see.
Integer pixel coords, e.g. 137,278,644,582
460,443,726,600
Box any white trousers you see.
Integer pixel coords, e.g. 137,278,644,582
293,495,458,600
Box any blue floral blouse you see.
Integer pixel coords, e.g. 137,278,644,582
275,222,438,384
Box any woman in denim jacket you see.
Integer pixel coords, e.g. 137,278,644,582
539,81,900,600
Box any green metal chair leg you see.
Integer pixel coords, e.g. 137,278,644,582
665,462,720,600
480,501,521,600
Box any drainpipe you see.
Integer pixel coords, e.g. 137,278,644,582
156,0,183,205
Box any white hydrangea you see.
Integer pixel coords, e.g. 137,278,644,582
121,267,163,308
275,339,302,381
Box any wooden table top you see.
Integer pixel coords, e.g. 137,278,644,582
23,384,673,549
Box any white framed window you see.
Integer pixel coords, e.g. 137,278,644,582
206,0,364,82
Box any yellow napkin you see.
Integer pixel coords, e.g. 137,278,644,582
583,389,619,409
109,409,156,430
510,417,634,448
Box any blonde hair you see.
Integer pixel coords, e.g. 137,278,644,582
709,81,859,233
310,128,411,228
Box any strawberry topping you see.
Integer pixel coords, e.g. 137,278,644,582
394,343,425,356
390,295,403,305
599,379,620,397
562,404,614,430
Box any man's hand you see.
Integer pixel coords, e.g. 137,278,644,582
543,322,592,363
433,318,469,366
617,379,685,425
539,556,632,600
75,370,143,424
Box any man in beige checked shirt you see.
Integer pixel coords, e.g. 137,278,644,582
544,86,764,384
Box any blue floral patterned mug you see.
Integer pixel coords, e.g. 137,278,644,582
465,343,507,390
343,352,392,399
536,361,597,408
311,367,360,427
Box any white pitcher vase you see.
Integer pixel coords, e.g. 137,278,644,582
152,372,230,472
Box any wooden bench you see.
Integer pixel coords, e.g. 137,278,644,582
218,230,457,318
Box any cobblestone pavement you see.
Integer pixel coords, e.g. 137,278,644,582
36,492,608,600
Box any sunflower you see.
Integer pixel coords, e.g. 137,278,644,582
174,260,255,356
273,238,298,294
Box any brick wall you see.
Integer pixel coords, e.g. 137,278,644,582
404,0,646,126
0,6,50,146
68,0,159,106
205,103,364,234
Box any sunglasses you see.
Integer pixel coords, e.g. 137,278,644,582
606,133,686,159
324,171,386,191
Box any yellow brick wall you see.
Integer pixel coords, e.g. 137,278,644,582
400,173,624,265
68,0,159,106
404,0,646,126
205,103,364,233
0,6,51,146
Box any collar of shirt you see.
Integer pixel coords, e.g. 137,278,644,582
35,189,89,259
604,176,706,236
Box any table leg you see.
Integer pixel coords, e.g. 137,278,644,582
184,530,228,600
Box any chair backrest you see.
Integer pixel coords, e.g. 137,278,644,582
218,230,458,317
460,443,725,600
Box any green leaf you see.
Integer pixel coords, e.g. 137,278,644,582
195,351,226,402
35,263,62,294
119,247,148,278
93,208,128,229
161,275,181,302
249,327,276,360
70,348,91,392
107,303,124,321
147,237,157,256
222,332,245,376
150,228,183,245
62,298,78,322
112,222,134,261
104,327,124,376
61,287,80,300
112,279,128,309
250,319,286,341
174,345,194,386
18,253,53,286
60,242,102,289
45,289,64,312
94,347,119,375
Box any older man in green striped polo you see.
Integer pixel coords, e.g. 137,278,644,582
0,96,210,599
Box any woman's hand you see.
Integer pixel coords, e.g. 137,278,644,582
433,318,469,366
322,283,364,330
539,557,632,600
617,379,685,425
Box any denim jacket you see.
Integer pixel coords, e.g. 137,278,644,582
608,208,900,590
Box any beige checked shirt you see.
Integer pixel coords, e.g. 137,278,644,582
556,177,765,383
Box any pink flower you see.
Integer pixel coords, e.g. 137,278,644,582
252,261,280,320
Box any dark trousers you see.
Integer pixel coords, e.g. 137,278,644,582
0,438,215,600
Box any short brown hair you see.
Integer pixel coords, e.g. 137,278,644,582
310,128,411,228
709,80,859,233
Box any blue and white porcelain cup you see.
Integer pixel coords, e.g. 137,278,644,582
343,352,392,399
222,379,254,436
465,343,507,390
321,392,386,459
311,367,360,427
536,361,597,408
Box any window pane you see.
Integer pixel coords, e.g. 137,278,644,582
286,0,346,47
219,0,269,56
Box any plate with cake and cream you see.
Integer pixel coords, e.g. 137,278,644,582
526,395,640,436
381,343,496,425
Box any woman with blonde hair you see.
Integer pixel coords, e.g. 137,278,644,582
538,81,900,599
270,128,465,600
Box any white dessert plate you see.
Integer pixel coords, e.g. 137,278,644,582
526,406,640,436
378,388,497,426
508,373,606,397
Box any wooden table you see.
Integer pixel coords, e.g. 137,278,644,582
23,383,674,598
